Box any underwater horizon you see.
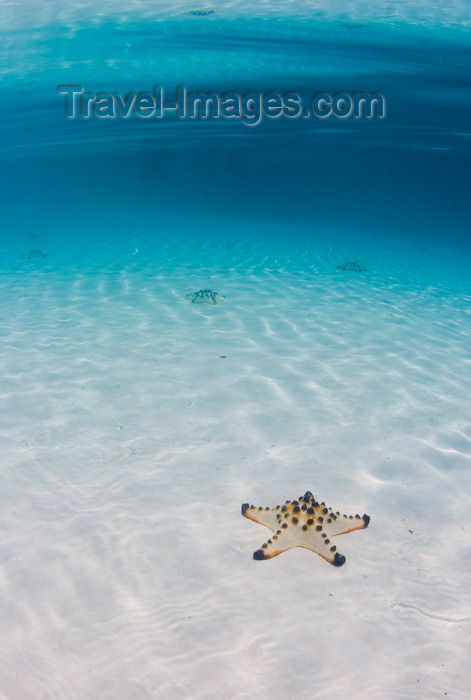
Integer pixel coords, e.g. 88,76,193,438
1,3,471,281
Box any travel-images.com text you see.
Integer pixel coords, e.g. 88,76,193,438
58,86,386,126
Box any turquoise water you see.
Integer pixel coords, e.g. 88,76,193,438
1,15,470,280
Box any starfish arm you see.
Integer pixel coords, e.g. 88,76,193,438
251,521,347,566
325,512,370,537
241,503,281,532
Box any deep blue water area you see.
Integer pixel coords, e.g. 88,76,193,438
1,18,470,279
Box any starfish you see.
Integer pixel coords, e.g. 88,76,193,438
241,491,370,566
186,9,215,15
22,249,48,260
337,261,367,272
185,289,226,304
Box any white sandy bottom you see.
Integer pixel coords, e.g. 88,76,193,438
1,250,470,699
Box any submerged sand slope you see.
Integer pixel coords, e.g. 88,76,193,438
0,238,470,699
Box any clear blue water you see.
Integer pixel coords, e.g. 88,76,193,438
1,15,470,282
